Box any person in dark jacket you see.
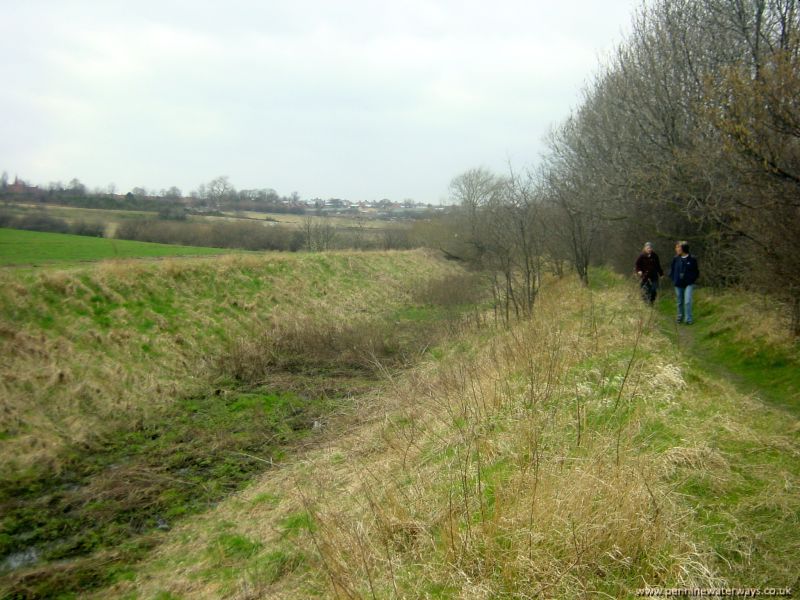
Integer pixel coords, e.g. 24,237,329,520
669,240,699,324
635,242,664,304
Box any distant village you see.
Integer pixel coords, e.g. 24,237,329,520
284,196,446,218
0,174,449,220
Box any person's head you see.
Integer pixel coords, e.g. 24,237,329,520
643,242,653,255
675,240,689,255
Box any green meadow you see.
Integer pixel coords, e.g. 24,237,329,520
0,228,230,266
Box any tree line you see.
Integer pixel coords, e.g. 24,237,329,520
0,174,307,215
424,0,799,334
0,211,105,237
116,216,414,252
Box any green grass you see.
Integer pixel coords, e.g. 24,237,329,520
279,512,316,538
652,285,800,585
0,227,230,265
211,534,263,561
54,269,796,599
587,264,622,290
656,287,800,415
0,389,335,596
0,249,476,598
249,550,306,585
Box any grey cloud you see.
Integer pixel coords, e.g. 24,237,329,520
1,0,638,200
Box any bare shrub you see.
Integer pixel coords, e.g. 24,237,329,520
412,272,486,307
0,210,15,227
218,316,407,383
116,219,302,251
0,212,106,237
69,220,105,237
15,213,70,234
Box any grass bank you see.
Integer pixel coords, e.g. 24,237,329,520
657,287,799,414
0,249,484,598
654,285,800,587
89,269,799,599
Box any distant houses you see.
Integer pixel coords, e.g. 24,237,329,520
0,174,450,219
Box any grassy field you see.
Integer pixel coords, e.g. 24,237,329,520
0,228,230,265
2,203,157,237
0,249,482,597
653,286,800,588
77,269,798,599
2,202,405,236
2,257,797,598
217,210,395,229
2,203,155,223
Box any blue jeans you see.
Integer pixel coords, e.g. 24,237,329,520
675,285,694,323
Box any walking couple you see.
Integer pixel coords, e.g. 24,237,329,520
635,241,699,324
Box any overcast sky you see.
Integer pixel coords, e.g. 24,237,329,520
1,1,639,202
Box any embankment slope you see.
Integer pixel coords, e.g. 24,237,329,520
0,249,459,470
91,272,800,598
1,249,482,596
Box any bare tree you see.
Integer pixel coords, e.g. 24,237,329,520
206,176,235,208
302,215,338,251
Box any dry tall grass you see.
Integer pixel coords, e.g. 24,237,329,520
0,250,461,473
285,280,716,598
98,275,735,599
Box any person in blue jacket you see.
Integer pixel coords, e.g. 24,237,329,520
669,240,699,324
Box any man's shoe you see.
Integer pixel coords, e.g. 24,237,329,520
685,321,693,325
676,318,683,324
